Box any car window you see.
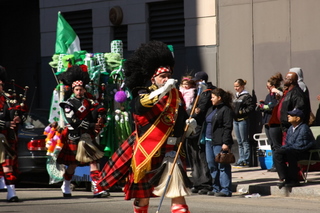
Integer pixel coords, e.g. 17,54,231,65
23,113,49,129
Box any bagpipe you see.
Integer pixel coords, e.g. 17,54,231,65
5,79,29,120
0,79,29,162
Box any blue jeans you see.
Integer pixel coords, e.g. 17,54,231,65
233,120,250,164
205,142,232,196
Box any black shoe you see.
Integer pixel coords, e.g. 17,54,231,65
285,181,301,187
198,188,209,195
93,190,110,198
277,180,285,189
233,162,248,167
268,167,277,172
63,193,72,198
191,187,199,193
215,192,231,197
233,162,243,167
242,162,250,167
207,191,215,196
7,196,20,202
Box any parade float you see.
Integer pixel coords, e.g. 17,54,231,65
45,40,132,186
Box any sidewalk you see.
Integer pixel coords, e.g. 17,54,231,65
231,166,320,198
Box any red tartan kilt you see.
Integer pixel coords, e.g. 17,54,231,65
1,130,18,167
57,138,89,166
57,138,78,166
124,144,186,200
2,158,17,167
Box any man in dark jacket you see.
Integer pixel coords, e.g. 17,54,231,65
274,109,316,188
186,71,216,194
280,72,310,132
277,72,311,145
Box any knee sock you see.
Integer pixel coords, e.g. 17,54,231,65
133,202,149,213
171,204,190,213
90,170,100,182
90,170,105,195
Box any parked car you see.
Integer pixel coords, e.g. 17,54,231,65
17,110,49,175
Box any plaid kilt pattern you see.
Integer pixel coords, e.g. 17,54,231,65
98,132,136,189
124,150,164,200
57,138,78,166
124,144,184,200
1,130,18,167
98,130,185,200
57,138,89,166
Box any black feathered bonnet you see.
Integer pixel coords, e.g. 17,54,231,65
124,40,175,93
58,65,90,88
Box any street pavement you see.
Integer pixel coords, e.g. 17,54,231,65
0,166,319,213
230,166,320,198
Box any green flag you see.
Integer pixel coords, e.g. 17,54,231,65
55,12,81,54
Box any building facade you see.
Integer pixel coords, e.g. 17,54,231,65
2,0,320,115
39,0,217,109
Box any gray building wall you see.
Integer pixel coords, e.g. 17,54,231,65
39,0,320,116
39,0,216,109
218,0,320,114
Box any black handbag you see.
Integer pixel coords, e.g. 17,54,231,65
215,150,235,164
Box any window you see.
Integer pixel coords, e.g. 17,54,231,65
148,0,184,46
62,10,93,52
112,25,128,50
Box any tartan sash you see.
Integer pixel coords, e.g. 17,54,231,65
131,88,179,183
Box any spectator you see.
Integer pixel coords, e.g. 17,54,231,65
179,75,196,114
200,88,234,197
187,71,216,195
232,79,255,167
278,71,310,145
289,67,309,95
256,73,283,172
290,67,314,126
274,109,316,188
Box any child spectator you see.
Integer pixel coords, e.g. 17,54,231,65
179,76,196,114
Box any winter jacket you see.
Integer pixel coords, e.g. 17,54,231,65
192,82,217,124
280,86,309,132
281,123,315,151
188,82,216,139
179,86,195,113
233,91,255,121
199,104,234,147
258,92,278,125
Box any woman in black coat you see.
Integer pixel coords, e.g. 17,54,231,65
199,88,234,197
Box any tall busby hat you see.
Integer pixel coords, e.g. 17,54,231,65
58,65,90,88
124,40,175,92
0,65,8,84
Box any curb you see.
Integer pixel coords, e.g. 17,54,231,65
233,183,320,198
